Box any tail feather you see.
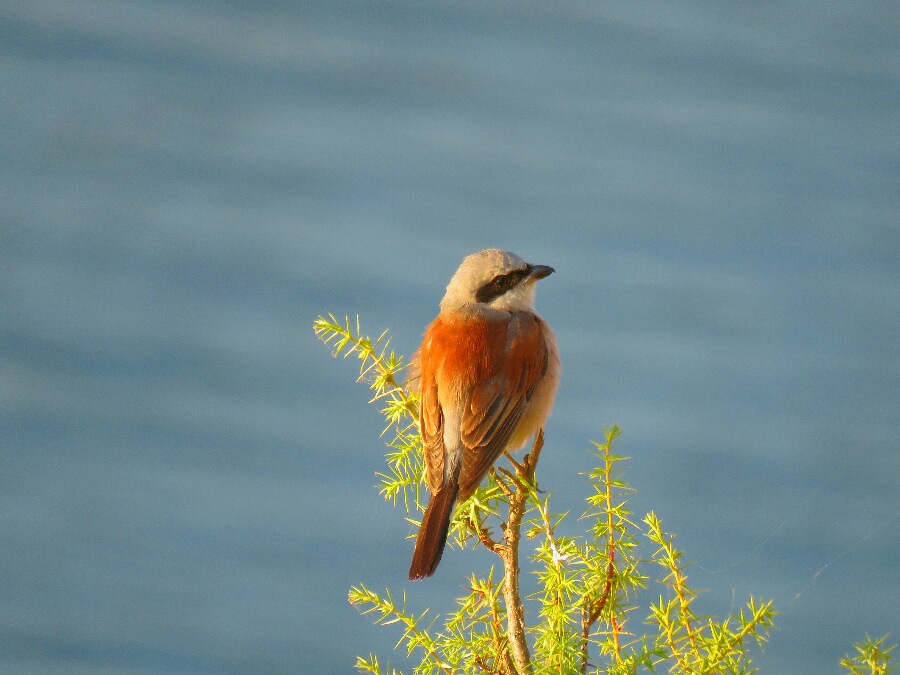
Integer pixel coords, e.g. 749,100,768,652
409,482,459,580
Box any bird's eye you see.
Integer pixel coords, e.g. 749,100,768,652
476,272,521,303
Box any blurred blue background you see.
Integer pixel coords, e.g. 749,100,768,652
1,1,898,673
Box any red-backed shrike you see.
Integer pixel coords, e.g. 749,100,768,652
408,249,560,580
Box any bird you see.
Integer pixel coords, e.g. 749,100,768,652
408,249,560,580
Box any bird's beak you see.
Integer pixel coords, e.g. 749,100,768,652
528,264,555,280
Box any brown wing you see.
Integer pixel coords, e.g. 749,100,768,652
457,313,549,500
418,312,549,500
417,337,445,495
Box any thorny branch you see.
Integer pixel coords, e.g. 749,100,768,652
477,430,545,674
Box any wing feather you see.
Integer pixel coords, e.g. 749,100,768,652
418,311,549,502
418,338,445,494
457,313,549,500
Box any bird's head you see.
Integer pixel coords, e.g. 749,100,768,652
440,249,554,313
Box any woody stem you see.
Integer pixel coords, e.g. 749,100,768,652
501,430,544,674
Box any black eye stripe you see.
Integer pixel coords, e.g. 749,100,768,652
475,266,531,303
